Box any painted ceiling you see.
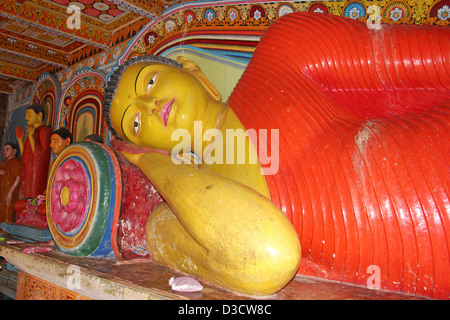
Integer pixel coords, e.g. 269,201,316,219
1,0,448,95
0,0,179,94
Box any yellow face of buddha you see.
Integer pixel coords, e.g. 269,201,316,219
25,109,42,128
109,61,212,151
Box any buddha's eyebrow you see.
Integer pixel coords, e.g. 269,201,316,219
121,104,132,141
134,65,150,95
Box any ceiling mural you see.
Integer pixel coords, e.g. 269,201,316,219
0,0,174,94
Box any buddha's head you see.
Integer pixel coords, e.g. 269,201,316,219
25,104,45,128
104,56,221,151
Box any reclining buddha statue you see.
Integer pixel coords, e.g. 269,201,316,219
100,12,449,298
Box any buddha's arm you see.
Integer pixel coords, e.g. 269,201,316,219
118,149,300,295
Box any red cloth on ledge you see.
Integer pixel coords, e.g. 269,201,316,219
15,198,47,228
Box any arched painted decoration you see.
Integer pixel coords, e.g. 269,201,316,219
58,67,106,141
31,73,61,130
67,92,103,142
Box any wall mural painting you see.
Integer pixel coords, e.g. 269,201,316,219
58,68,106,141
124,0,449,61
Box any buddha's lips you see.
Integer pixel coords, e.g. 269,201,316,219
161,98,175,127
111,139,169,156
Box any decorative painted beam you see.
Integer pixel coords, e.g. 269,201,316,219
0,59,37,82
111,0,169,19
0,32,69,68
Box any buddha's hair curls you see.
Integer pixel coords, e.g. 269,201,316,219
103,55,182,139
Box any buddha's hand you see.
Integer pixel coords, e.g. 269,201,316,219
16,126,25,140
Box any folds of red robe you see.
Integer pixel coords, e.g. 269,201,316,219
228,12,449,299
21,125,52,198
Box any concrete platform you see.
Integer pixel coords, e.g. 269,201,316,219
0,236,426,300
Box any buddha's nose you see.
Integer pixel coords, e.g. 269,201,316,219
134,96,160,114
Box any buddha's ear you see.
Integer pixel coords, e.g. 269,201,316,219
177,56,222,102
